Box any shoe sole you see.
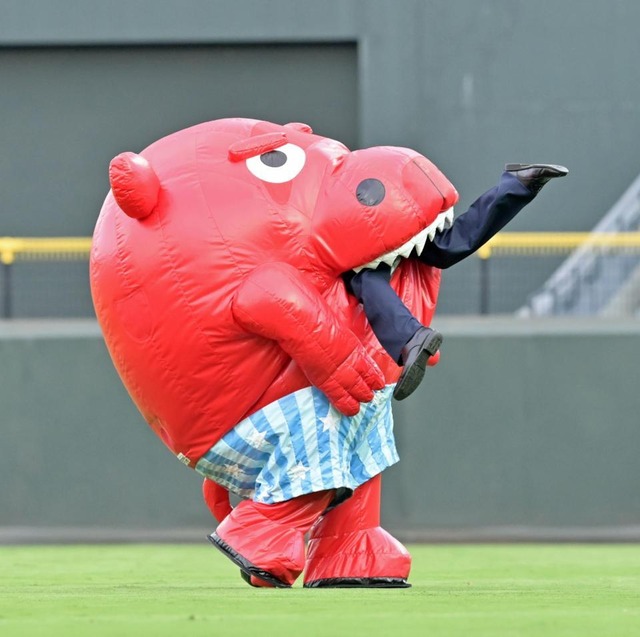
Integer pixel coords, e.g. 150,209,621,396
505,163,568,176
304,577,411,588
207,532,291,588
393,331,443,401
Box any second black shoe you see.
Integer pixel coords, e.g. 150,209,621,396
393,327,443,401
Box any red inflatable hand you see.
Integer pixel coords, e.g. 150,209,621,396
314,346,386,416
232,262,385,415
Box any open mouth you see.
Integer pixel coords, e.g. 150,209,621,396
352,207,454,273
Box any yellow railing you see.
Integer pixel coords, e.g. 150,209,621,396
3,233,640,265
2,233,640,317
0,237,93,265
478,232,640,258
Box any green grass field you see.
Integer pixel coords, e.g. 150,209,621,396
1,544,639,637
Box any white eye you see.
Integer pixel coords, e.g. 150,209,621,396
245,143,306,183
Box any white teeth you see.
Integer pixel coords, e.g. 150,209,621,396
414,228,429,256
353,207,455,273
398,240,415,259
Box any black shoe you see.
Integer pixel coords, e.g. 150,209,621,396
393,327,443,401
207,532,291,588
505,163,568,194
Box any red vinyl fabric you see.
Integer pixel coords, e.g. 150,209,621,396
90,118,457,465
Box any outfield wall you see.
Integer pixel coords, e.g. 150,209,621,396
1,318,638,543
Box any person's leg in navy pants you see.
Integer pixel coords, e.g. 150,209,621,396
347,264,421,364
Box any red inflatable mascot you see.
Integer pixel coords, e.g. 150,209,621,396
90,118,458,588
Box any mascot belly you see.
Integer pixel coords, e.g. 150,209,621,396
90,118,458,588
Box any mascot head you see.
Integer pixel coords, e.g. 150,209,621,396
103,118,458,284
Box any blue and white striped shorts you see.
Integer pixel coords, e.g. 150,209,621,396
195,385,398,504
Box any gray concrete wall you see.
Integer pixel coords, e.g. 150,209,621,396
1,318,638,542
3,0,640,234
3,0,640,313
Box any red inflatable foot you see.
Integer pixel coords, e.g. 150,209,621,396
304,475,412,588
209,490,334,587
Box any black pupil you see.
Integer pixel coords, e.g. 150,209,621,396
260,150,287,168
356,178,386,206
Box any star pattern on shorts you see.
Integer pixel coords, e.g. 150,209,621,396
225,463,245,480
320,408,342,433
288,462,310,482
247,429,268,448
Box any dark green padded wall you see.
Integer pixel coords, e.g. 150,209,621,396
0,43,357,237
1,319,638,541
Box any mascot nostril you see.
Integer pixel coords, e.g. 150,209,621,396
356,178,386,206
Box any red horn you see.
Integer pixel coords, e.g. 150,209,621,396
109,152,160,219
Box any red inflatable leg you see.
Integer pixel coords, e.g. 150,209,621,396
304,474,412,588
209,490,334,588
202,478,233,523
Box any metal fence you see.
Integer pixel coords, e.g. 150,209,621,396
2,234,640,318
479,233,640,316
0,238,93,319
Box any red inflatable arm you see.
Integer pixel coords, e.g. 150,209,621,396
232,262,385,416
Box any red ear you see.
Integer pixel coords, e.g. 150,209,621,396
109,152,160,219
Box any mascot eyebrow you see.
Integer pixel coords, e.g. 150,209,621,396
228,132,288,162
